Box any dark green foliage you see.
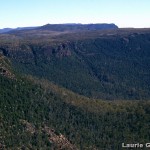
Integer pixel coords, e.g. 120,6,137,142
0,75,150,149
0,29,150,149
4,31,150,100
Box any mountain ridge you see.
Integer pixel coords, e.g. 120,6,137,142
38,23,118,31
1,28,150,100
0,27,150,149
0,23,118,34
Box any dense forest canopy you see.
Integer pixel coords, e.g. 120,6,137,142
0,27,150,149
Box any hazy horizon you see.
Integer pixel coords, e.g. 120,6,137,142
1,23,150,30
0,0,149,29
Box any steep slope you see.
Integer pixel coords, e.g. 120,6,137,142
0,55,150,149
0,53,15,79
0,29,150,100
0,71,150,149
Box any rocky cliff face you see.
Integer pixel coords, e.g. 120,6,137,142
0,54,15,79
3,42,71,66
0,29,150,100
1,28,150,150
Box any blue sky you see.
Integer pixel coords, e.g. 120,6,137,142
0,0,149,28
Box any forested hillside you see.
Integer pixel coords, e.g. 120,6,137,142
1,73,150,149
0,28,150,149
0,29,150,99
